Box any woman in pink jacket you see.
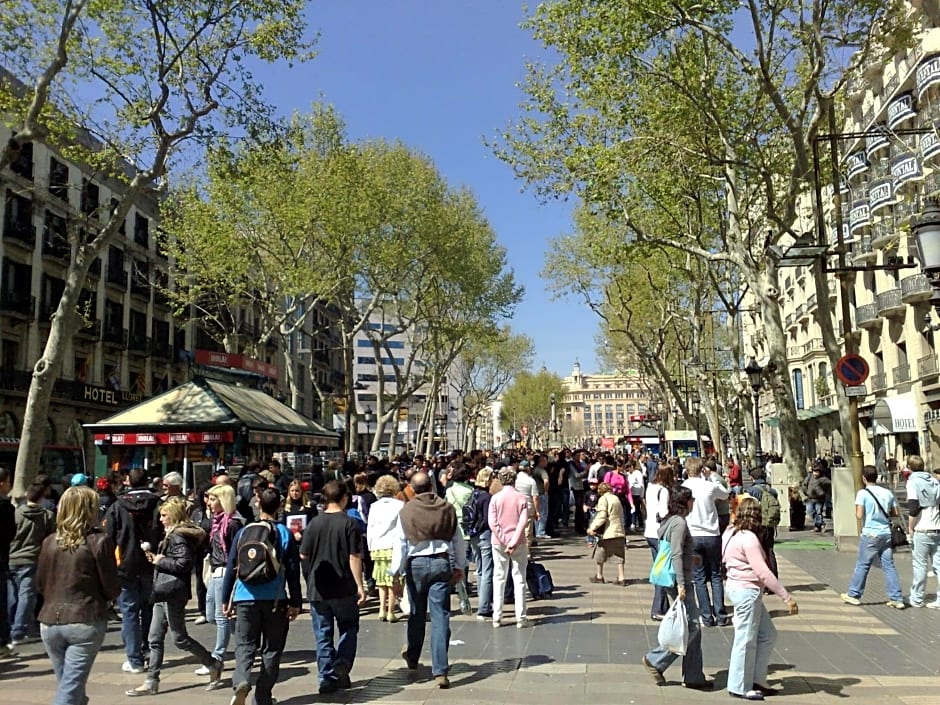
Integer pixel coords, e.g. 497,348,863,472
487,467,530,629
722,497,799,700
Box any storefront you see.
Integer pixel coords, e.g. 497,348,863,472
622,423,662,456
85,376,340,488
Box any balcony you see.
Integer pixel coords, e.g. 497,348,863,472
785,312,797,330
853,237,876,263
42,238,71,262
127,331,151,355
151,339,172,360
130,274,150,301
871,219,899,249
153,288,170,309
855,303,880,329
0,369,31,392
797,303,809,322
76,319,101,341
893,363,911,385
875,288,905,317
3,221,36,248
0,292,35,320
803,338,824,356
102,326,128,348
901,273,933,303
919,354,939,379
106,265,128,290
870,372,887,391
787,345,802,359
807,293,817,312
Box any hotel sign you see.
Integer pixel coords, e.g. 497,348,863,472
80,384,143,408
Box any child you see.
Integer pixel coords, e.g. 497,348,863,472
583,480,600,547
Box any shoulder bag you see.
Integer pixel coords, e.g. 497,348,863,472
864,488,908,548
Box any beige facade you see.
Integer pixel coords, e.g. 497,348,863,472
561,361,654,446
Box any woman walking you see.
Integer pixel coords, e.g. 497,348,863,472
642,486,711,691
722,497,798,700
587,483,626,585
281,479,318,543
366,475,405,621
644,464,675,620
36,485,121,705
127,498,223,696
603,459,634,530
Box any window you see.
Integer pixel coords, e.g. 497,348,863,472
104,299,124,332
43,210,67,245
108,245,125,272
792,369,804,410
48,157,69,202
130,309,147,338
78,289,97,317
109,199,126,235
10,142,33,180
1,258,31,294
81,179,99,217
134,213,149,247
357,356,376,365
4,190,34,240
40,275,65,317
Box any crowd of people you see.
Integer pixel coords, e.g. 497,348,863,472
0,445,938,705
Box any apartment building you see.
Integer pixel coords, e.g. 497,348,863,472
561,361,653,446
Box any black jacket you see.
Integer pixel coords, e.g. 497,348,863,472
104,489,163,579
0,495,15,569
152,523,205,602
209,514,244,569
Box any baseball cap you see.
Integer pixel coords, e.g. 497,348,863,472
70,473,88,487
519,460,530,469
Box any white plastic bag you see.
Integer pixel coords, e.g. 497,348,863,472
657,598,688,655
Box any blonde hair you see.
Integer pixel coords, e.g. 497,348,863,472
160,497,189,526
207,483,236,515
374,474,401,498
55,486,99,550
597,482,612,495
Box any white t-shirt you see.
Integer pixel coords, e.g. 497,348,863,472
644,482,670,540
587,462,603,484
682,475,729,537
628,469,646,495
907,475,940,532
514,471,538,509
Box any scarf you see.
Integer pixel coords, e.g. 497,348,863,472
211,511,234,555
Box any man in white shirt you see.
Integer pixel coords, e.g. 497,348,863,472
514,460,539,547
682,457,730,627
905,456,940,608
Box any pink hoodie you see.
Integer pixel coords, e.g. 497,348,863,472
488,485,529,550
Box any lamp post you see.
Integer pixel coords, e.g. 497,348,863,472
913,197,940,322
744,358,765,470
363,406,374,457
550,392,558,447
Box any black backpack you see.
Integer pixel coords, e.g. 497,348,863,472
236,521,282,585
461,490,487,538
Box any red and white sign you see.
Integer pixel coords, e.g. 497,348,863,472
95,431,234,445
194,349,279,379
600,437,615,449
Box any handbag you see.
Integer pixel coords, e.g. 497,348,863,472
649,537,676,587
657,597,688,655
202,555,214,586
864,488,908,548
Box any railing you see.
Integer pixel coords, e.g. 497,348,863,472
3,221,36,247
42,238,70,261
0,292,35,318
853,237,875,261
76,319,101,340
130,274,150,300
150,339,172,360
870,372,887,391
785,313,796,328
797,303,808,320
855,303,879,326
876,288,903,315
102,326,128,347
918,354,939,378
0,369,32,391
787,345,802,358
803,338,825,355
127,332,151,354
106,265,128,290
893,363,911,384
807,293,817,311
901,273,932,301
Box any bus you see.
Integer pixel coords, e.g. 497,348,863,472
0,437,86,489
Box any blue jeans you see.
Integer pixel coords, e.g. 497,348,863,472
644,584,705,684
536,495,549,537
404,554,452,677
8,564,38,640
805,500,824,529
726,585,776,694
847,533,903,602
311,596,360,686
646,538,669,617
232,601,290,705
0,567,9,645
206,573,232,660
910,531,940,605
118,574,154,668
691,535,727,624
470,531,494,616
41,620,107,705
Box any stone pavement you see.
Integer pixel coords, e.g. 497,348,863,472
2,529,939,705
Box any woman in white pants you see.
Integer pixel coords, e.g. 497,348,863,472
487,467,530,628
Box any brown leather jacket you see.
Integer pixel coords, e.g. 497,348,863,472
36,529,121,625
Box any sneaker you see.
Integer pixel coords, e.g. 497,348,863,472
386,612,399,623
435,675,450,689
492,618,501,628
840,593,861,606
10,636,38,646
194,664,212,676
317,681,339,695
122,661,146,674
476,615,490,622
401,646,418,671
911,601,925,608
194,616,209,625
886,600,907,610
378,610,387,621
927,602,940,609
0,644,19,659
125,682,159,697
230,682,250,705
206,659,224,689
516,617,530,629
641,656,666,686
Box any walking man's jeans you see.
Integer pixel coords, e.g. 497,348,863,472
0,567,10,646
535,495,549,537
41,620,107,705
691,535,727,624
404,555,452,677
232,601,290,705
205,573,232,660
118,573,154,668
646,538,669,617
491,542,528,624
726,585,776,695
805,500,824,529
147,598,215,683
846,533,904,602
311,596,360,687
644,584,706,685
8,563,38,641
470,531,494,617
911,531,940,605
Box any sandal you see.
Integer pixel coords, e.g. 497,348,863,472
613,579,625,586
729,690,765,701
589,576,605,583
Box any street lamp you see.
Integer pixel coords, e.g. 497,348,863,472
913,197,940,327
549,392,558,447
744,358,766,470
363,406,374,457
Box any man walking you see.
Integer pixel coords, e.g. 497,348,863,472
0,467,15,658
904,456,940,608
514,460,539,547
682,457,730,627
299,480,366,694
488,466,530,629
7,482,54,646
391,472,466,689
222,488,303,705
104,468,162,673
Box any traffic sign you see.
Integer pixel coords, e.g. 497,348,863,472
521,425,529,435
835,354,869,386
844,384,868,397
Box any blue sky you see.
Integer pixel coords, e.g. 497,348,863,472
257,1,597,379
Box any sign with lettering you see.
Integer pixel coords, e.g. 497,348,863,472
849,200,870,233
921,130,940,161
194,349,279,379
917,55,940,99
887,92,917,129
94,431,235,445
845,151,868,179
891,152,923,185
865,126,890,159
868,178,895,212
80,384,143,408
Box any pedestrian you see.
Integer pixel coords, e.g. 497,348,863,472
189,483,213,624
603,459,634,531
841,465,907,609
904,456,940,608
723,497,798,700
103,468,162,674
300,480,367,694
391,472,467,689
682,457,731,627
801,464,831,533
644,464,675,620
569,451,588,534
465,467,495,621
199,483,243,675
587,482,626,585
7,481,55,646
0,466,16,658
488,466,530,629
705,458,731,535
126,497,222,696
531,455,552,539
37,485,121,705
513,460,539,547
222,488,303,705
745,468,781,577
628,461,647,531
642,486,712,691
268,459,291,497
367,475,405,622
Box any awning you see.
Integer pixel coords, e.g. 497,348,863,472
86,376,340,447
873,394,919,435
764,405,837,427
626,424,660,438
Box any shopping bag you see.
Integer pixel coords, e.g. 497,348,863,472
657,598,688,655
649,538,676,587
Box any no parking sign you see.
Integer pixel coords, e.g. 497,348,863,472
835,354,870,386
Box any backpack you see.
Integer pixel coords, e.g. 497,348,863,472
526,561,554,599
758,487,781,527
649,537,676,587
236,521,282,585
461,490,487,538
